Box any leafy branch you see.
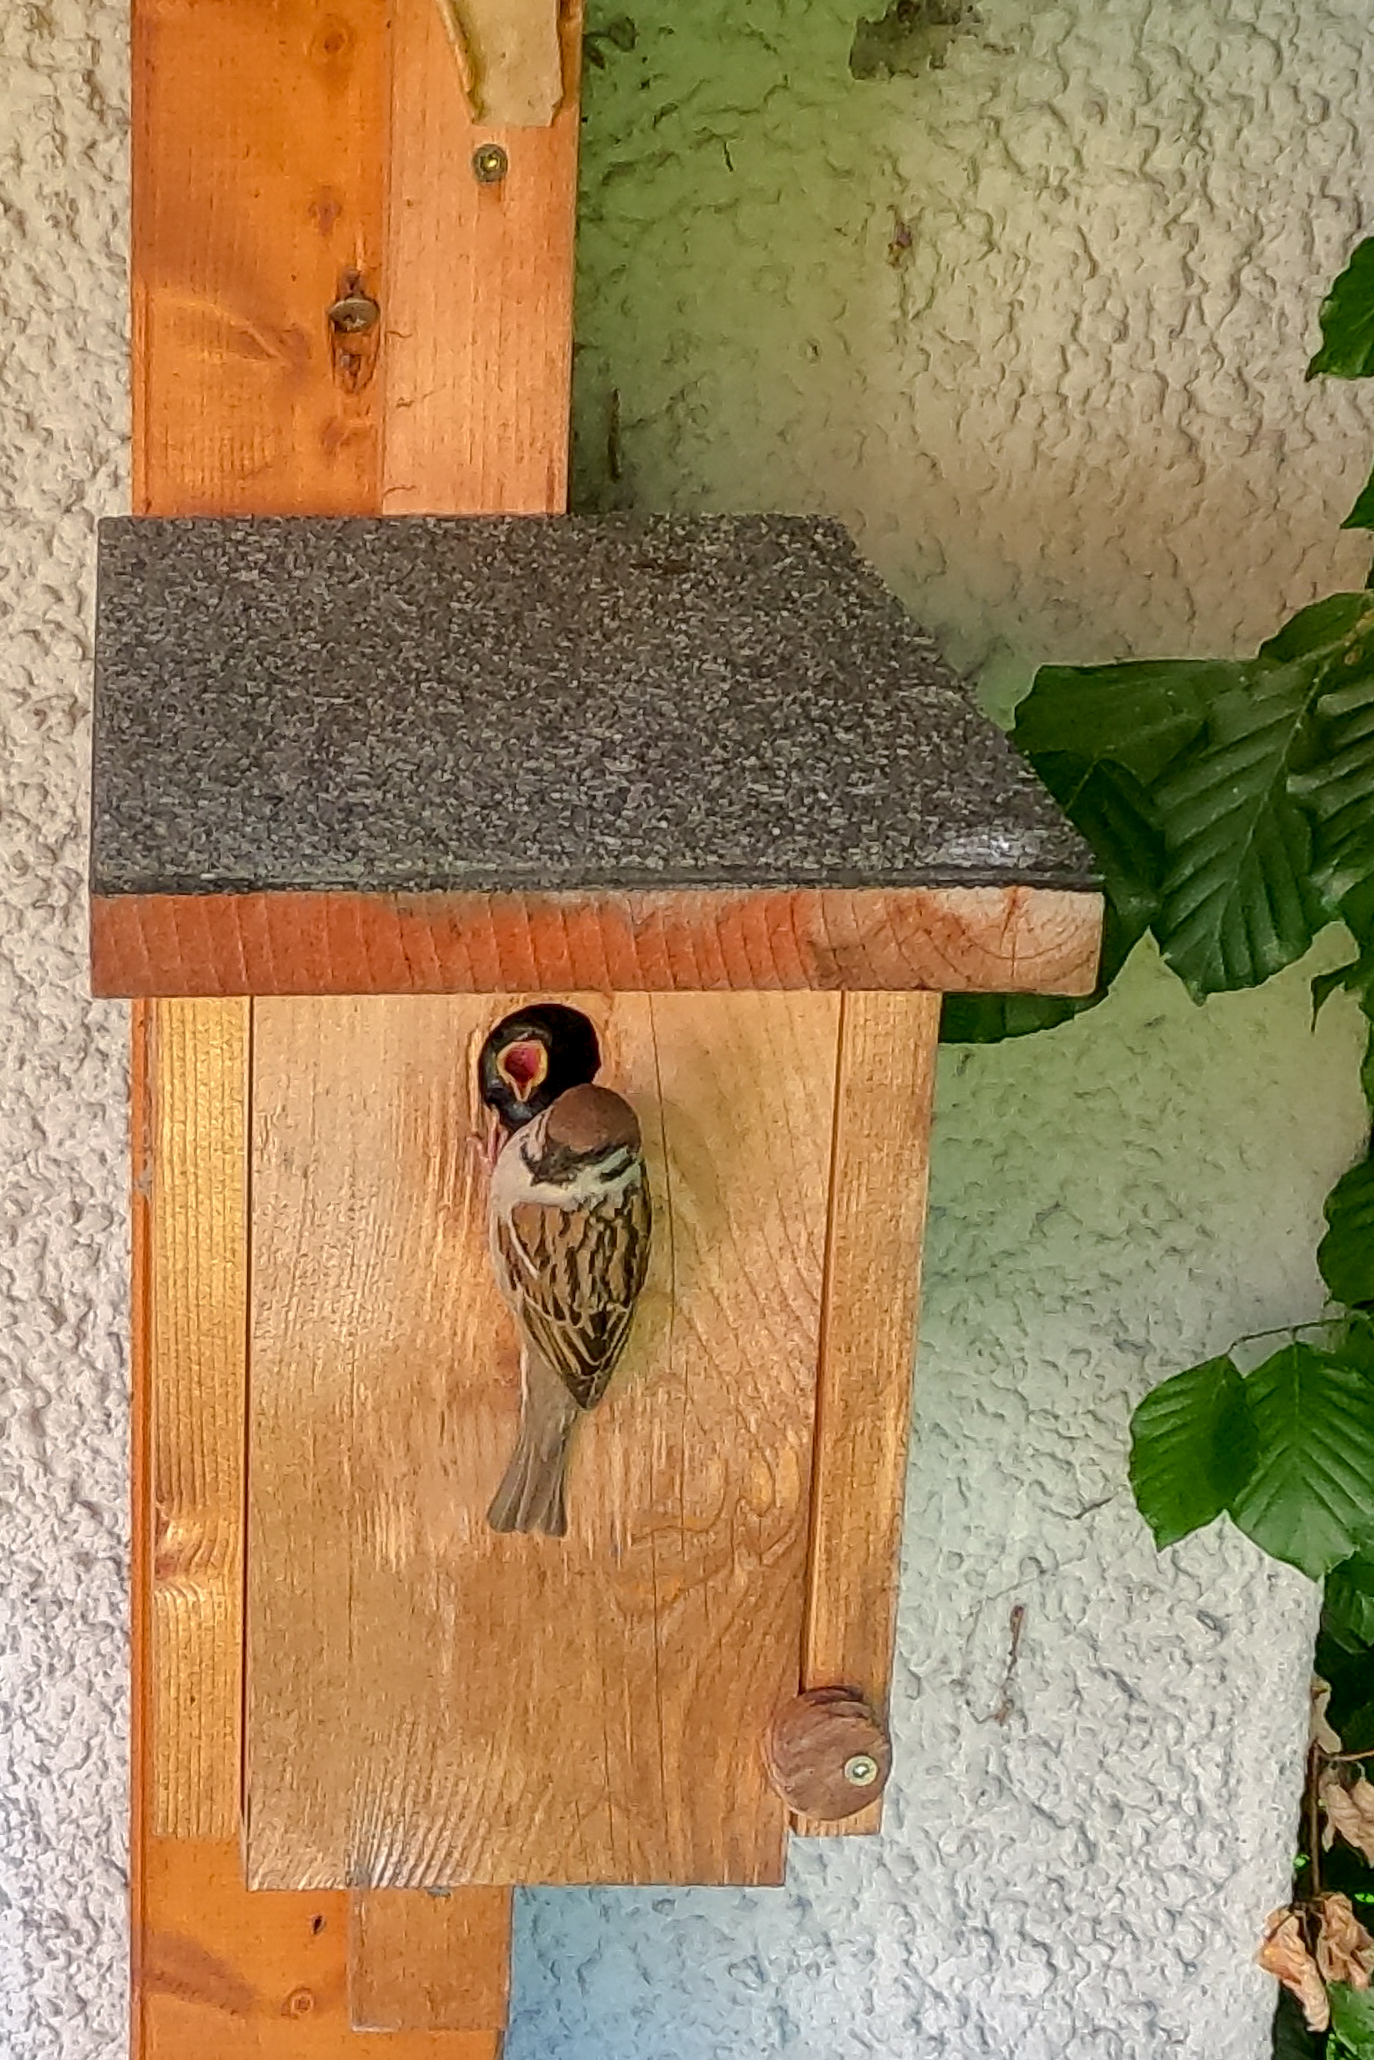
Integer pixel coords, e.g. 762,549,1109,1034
940,237,1374,2055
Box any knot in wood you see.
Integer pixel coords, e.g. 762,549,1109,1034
764,1687,891,1821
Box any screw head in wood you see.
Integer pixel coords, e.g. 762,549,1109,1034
764,1687,892,1822
326,293,380,334
472,143,509,185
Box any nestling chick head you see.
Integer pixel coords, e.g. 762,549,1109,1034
478,1003,602,1133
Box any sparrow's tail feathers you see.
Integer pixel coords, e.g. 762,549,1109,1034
487,1365,579,1538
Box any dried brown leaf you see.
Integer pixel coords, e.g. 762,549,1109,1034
1315,1893,1374,1989
1320,1766,1374,1866
1313,1676,1343,1755
1258,1907,1330,2031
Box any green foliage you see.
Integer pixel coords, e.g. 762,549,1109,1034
1309,240,1374,381
943,590,1374,1035
1228,1345,1374,1578
1127,1337,1374,1580
1326,1554,1374,1651
1128,1356,1255,1549
945,237,1374,1622
1331,1981,1374,2057
1321,1163,1374,1309
1308,238,1374,534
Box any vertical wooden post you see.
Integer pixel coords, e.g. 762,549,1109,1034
126,0,588,2043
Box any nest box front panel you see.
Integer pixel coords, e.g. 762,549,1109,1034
244,992,839,1889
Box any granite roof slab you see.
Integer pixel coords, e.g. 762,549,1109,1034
91,514,1096,898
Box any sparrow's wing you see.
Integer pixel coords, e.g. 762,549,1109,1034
493,1176,651,1410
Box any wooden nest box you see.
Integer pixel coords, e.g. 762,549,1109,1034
93,510,1099,1895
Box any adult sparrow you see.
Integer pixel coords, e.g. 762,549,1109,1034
479,1013,652,1537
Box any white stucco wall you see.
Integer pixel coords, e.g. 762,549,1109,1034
1,1,1370,2055
1,3,129,2055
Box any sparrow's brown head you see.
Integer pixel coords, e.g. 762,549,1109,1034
526,1084,644,1186
478,1003,601,1134
545,1083,642,1156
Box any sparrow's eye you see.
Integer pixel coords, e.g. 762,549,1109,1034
497,1038,549,1102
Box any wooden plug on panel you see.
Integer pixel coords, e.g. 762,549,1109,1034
765,1688,892,1823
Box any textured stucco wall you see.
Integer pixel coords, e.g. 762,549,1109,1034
0,2,129,2056
0,1,1370,2056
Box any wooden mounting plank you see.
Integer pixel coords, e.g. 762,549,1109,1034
382,0,582,514
796,991,941,1838
347,0,580,2005
245,993,836,1888
349,1891,512,2031
148,1000,249,1838
136,1838,501,2059
129,0,512,2045
91,884,1104,1000
131,0,387,515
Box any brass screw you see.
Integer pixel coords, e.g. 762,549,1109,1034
326,293,380,334
843,1753,880,1788
472,142,509,184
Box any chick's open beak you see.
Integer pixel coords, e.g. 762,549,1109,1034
496,1038,549,1103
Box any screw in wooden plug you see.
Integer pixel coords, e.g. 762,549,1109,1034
764,1687,892,1821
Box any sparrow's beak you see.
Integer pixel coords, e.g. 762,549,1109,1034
496,1038,549,1104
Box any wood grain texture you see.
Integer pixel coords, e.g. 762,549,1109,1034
130,0,513,2034
92,885,1104,1000
136,1839,501,2060
382,0,581,513
131,0,387,516
349,1890,511,2031
245,993,838,1887
148,1000,249,1839
365,0,581,1995
131,1017,500,2060
797,991,941,1838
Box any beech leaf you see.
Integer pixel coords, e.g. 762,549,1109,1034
1320,1770,1374,1866
1320,1161,1374,1308
1259,1907,1331,2031
1315,1675,1345,1755
1227,1344,1374,1580
1331,1979,1374,2056
1327,1556,1374,1651
1317,1894,1374,1990
1127,1355,1255,1549
1309,238,1374,380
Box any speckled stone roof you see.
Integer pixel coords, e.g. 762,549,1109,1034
91,514,1095,897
